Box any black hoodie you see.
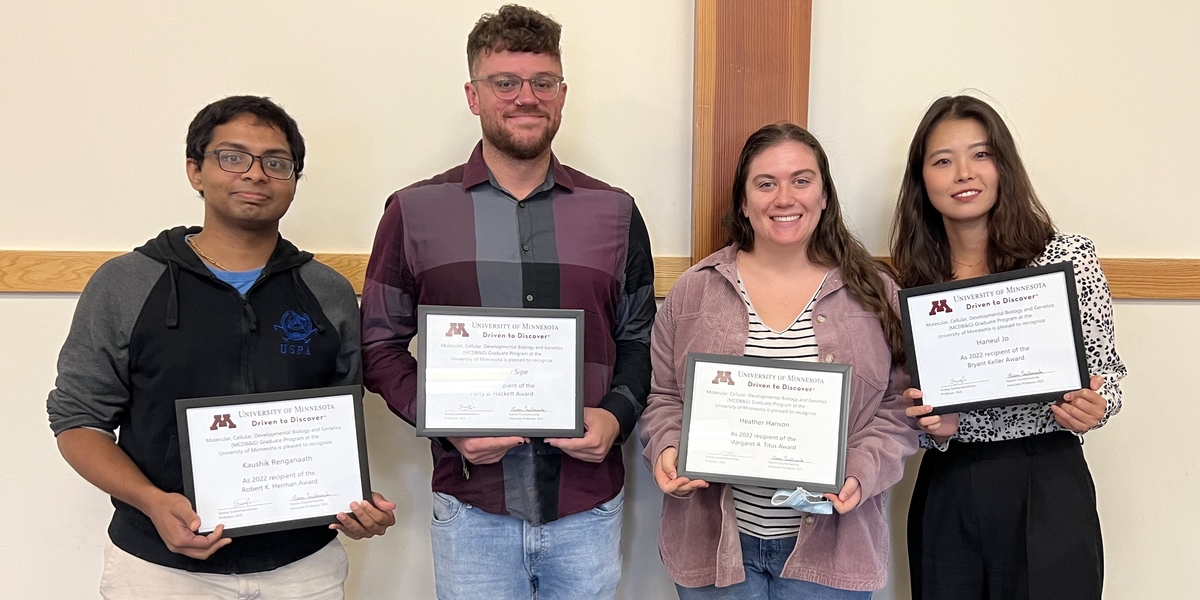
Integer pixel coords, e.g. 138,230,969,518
48,226,361,573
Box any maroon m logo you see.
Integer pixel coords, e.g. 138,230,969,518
929,299,953,316
445,323,469,337
711,371,734,385
210,414,236,430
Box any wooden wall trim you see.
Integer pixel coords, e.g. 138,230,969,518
0,251,693,299
1093,259,1200,300
691,0,813,263
1,251,1195,300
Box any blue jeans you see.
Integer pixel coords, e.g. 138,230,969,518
675,533,872,600
430,490,624,600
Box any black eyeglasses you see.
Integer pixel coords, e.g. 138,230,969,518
470,73,565,101
206,150,296,180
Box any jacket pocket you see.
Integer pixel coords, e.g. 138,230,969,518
844,311,889,392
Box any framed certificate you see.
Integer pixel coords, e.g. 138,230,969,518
175,385,371,537
416,305,585,438
898,262,1089,415
678,353,852,492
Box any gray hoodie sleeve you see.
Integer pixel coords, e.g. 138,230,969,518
299,261,362,387
47,253,164,435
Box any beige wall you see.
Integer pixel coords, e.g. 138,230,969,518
0,0,695,255
2,1,1197,598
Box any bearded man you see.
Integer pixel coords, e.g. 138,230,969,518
359,5,655,600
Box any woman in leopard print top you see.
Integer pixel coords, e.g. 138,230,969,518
891,95,1125,600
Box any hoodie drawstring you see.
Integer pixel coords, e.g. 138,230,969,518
165,261,180,329
241,297,259,333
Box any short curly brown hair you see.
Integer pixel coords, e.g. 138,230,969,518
467,4,562,75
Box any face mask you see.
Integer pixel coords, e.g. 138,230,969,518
770,487,833,515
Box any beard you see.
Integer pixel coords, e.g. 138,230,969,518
480,109,560,160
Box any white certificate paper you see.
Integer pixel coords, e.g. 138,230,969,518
900,263,1088,413
417,306,584,437
679,354,850,492
178,388,368,536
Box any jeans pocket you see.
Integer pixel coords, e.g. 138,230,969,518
590,489,625,517
431,492,465,526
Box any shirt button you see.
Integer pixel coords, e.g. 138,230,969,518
526,294,534,302
522,244,530,252
816,315,827,323
518,202,526,208
824,354,834,363
805,516,815,524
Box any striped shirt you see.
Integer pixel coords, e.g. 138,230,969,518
732,272,824,539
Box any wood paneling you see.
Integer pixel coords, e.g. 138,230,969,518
653,256,692,298
0,251,124,293
0,251,695,299
2,251,1195,300
1095,259,1200,300
692,0,813,263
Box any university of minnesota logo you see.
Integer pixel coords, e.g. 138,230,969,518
210,414,236,430
445,322,470,337
928,299,953,316
711,371,735,385
276,310,317,355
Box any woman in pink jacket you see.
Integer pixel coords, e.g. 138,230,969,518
639,122,918,598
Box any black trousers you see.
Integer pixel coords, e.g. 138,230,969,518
907,431,1103,600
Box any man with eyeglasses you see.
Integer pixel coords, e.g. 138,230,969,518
361,4,655,600
47,95,395,599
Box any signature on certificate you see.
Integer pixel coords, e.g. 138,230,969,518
1007,369,1051,379
457,403,477,410
223,498,271,510
510,406,548,413
767,455,805,465
291,492,336,502
948,376,968,385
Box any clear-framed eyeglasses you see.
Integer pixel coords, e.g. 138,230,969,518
206,150,296,180
470,73,565,101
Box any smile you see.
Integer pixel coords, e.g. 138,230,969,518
771,215,801,222
952,190,981,199
233,191,270,202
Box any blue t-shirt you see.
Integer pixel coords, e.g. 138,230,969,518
204,264,262,295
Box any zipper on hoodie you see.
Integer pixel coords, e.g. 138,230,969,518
239,296,257,394
237,266,270,394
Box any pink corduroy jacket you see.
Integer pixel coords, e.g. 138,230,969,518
638,245,918,591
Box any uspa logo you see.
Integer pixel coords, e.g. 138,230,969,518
210,414,237,430
711,370,735,385
276,310,317,355
928,299,953,316
445,322,470,337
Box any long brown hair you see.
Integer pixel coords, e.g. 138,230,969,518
890,96,1055,288
724,122,905,364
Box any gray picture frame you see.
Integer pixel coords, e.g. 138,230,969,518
174,384,371,538
898,262,1090,416
678,353,852,493
416,305,586,438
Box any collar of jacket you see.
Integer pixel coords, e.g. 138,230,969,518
134,225,313,277
692,243,847,303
